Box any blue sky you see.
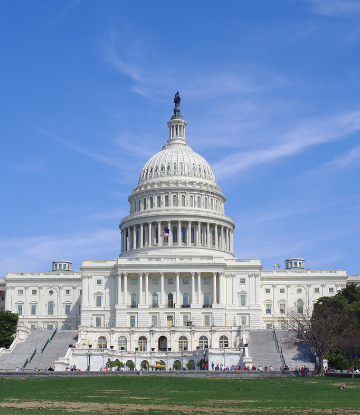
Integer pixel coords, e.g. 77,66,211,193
1,0,359,275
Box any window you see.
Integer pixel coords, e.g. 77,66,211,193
329,288,334,293
48,301,54,315
138,336,147,352
79,304,81,315
132,279,137,285
157,196,161,207
130,315,136,327
96,279,101,285
265,304,272,314
183,293,189,306
98,336,107,349
181,195,185,207
265,288,270,294
267,323,273,330
65,290,70,295
240,278,245,284
219,335,229,349
18,290,23,295
181,226,186,243
31,305,36,315
17,305,23,315
96,296,102,307
204,279,210,284
179,336,188,351
241,316,246,325
143,198,146,209
183,279,188,284
65,304,71,315
280,288,285,294
168,293,174,308
199,336,208,350
314,288,319,293
153,279,158,285
168,279,173,284
31,324,36,330
152,293,158,307
32,290,37,295
165,195,169,207
151,315,157,326
49,290,54,295
96,317,101,327
172,226,177,243
204,293,210,307
173,194,177,207
150,197,153,208
191,227,194,243
190,195,194,207
297,299,304,314
182,314,189,326
80,290,82,295
240,295,246,306
297,288,302,294
279,303,286,314
118,336,127,351
131,293,137,307
47,324,53,330
204,315,211,326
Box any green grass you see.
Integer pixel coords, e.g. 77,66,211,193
0,376,359,414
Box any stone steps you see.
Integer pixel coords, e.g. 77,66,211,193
248,330,282,369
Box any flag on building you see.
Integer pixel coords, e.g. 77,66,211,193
161,228,170,237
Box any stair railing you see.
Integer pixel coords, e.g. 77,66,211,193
41,328,57,353
29,347,37,363
273,329,286,368
50,328,57,341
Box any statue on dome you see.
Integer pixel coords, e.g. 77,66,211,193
174,91,181,107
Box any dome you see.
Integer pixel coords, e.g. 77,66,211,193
138,145,217,185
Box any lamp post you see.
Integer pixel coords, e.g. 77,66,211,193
87,349,91,371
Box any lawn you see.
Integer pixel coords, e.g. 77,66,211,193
0,375,359,414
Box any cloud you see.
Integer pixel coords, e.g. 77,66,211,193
310,0,360,16
48,0,82,27
16,157,44,171
329,145,360,169
213,109,360,179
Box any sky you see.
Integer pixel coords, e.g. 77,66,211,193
0,0,359,276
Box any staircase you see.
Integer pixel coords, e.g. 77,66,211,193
248,330,282,369
26,331,78,370
277,331,316,369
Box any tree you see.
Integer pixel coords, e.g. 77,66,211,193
0,310,18,348
173,362,181,370
186,361,194,370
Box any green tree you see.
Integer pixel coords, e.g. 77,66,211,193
186,361,194,370
173,362,181,370
0,310,18,348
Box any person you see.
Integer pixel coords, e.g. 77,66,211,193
339,383,345,389
269,366,273,371
258,366,262,371
15,367,19,372
212,362,214,370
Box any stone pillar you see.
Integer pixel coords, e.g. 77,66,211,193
145,273,149,305
197,272,201,305
176,272,180,306
148,223,152,248
221,226,224,250
139,273,143,305
123,273,128,305
213,272,217,305
191,272,196,305
117,272,122,305
160,272,165,306
132,227,136,250
140,223,143,248
196,222,200,246
219,272,224,305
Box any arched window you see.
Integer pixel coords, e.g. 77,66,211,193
179,336,188,351
199,336,208,350
173,194,177,207
138,336,147,352
168,293,173,308
182,195,185,207
165,195,169,207
197,196,201,208
143,198,146,210
219,335,229,349
172,226,177,243
98,336,107,349
138,200,141,211
133,201,136,213
190,195,193,207
205,198,208,209
297,299,304,314
167,164,171,172
211,199,213,210
48,301,54,315
161,165,165,172
174,163,177,171
150,197,153,209
157,196,161,207
131,293,137,307
181,226,186,243
118,336,127,351
183,293,189,306
152,293,158,307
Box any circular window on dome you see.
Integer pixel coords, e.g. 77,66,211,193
49,290,54,295
297,288,302,294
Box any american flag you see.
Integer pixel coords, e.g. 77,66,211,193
160,228,170,237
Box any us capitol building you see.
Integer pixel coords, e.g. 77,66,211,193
1,94,358,370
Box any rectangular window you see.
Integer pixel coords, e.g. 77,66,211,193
79,305,81,315
17,305,23,315
65,304,71,315
265,304,272,314
31,305,36,315
18,290,23,295
96,296,102,307
183,279,189,284
168,279,173,284
240,295,246,306
153,279,158,285
96,279,101,285
204,279,210,284
280,288,285,294
329,288,334,293
182,314,189,326
65,289,70,295
130,315,136,327
132,279,137,285
279,303,286,314
47,324,53,331
95,317,101,327
204,315,211,326
241,316,246,325
266,323,273,330
265,288,270,294
32,290,37,295
80,290,82,295
314,288,319,293
240,278,245,284
31,324,36,330
151,315,157,326
280,323,287,330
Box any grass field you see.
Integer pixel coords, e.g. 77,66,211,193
0,376,359,414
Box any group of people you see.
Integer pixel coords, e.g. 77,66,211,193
210,363,274,371
65,364,79,371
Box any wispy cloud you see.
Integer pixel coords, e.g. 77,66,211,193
329,145,360,169
310,0,360,16
16,157,44,171
48,0,82,28
213,109,360,179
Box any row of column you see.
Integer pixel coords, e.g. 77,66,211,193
120,221,233,253
116,271,225,307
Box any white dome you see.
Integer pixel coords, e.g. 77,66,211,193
138,145,217,185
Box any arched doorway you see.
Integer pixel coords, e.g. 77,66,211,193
158,336,168,351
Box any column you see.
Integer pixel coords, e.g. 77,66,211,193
213,272,217,305
178,220,181,244
176,272,180,306
196,222,200,246
160,272,165,306
139,273,143,305
221,226,224,250
148,223,152,248
230,230,234,252
132,227,136,250
145,273,149,305
219,272,224,305
187,221,191,246
140,223,143,248
197,272,201,305
191,272,196,305
117,272,122,305
207,222,210,247
215,225,218,249
120,230,124,253
225,228,229,251
123,273,128,305
157,221,162,246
